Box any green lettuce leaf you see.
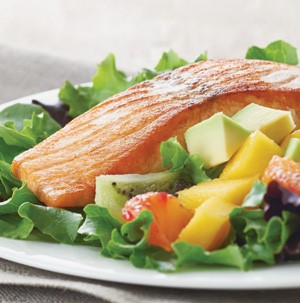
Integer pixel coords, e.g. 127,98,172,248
78,204,122,249
129,68,159,84
0,124,35,150
0,103,60,135
195,52,208,62
58,81,95,118
92,53,131,98
79,205,173,270
160,137,188,170
0,104,61,163
20,112,60,144
173,242,245,270
230,208,300,269
0,214,33,239
242,180,267,208
0,138,25,164
160,137,210,184
0,161,21,200
0,183,39,239
246,40,298,65
18,203,83,244
107,210,173,270
0,182,38,214
154,50,188,72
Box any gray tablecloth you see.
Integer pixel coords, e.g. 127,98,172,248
0,43,299,303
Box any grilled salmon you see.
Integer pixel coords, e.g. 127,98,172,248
12,59,300,207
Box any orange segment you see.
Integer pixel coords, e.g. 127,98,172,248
262,156,300,195
122,192,193,251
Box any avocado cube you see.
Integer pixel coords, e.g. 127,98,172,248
285,138,300,162
184,113,251,168
232,103,295,144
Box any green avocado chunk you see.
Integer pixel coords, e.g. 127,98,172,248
284,138,300,162
184,112,251,168
232,103,295,144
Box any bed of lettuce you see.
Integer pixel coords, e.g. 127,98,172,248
0,40,299,272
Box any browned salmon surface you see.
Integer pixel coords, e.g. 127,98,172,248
12,59,300,207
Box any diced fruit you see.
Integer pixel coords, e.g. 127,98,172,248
177,175,258,210
232,103,296,144
184,112,251,168
281,130,300,150
220,131,283,179
262,156,300,195
95,172,181,222
122,192,193,251
177,196,235,251
284,138,300,162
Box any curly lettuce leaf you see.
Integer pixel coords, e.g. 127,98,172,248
0,138,25,164
195,52,208,62
160,137,210,184
0,104,61,163
246,40,298,65
173,242,245,270
154,50,188,72
18,203,83,244
242,180,267,208
59,54,132,118
0,103,60,135
58,81,94,118
107,210,173,270
0,161,22,200
78,204,121,248
79,205,173,270
0,182,38,214
0,214,33,239
230,208,300,268
0,183,39,239
92,53,131,98
0,123,35,150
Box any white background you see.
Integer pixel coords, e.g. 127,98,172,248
0,0,299,70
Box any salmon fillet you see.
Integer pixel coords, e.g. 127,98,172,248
12,59,300,207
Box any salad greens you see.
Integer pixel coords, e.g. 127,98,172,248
160,137,210,184
0,40,299,272
246,40,299,65
242,180,267,208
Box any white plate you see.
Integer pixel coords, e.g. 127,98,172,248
0,89,299,290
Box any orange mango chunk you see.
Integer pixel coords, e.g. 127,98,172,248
220,131,283,180
177,175,258,210
177,196,235,251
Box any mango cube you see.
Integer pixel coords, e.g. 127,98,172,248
184,112,251,168
177,175,258,210
232,103,295,144
177,196,235,251
220,131,283,179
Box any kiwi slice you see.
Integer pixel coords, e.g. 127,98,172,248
95,171,188,222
